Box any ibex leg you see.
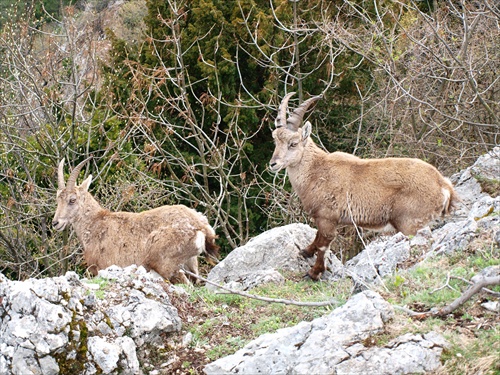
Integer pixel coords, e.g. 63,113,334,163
306,230,334,281
300,231,322,258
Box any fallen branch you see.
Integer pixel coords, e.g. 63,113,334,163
437,275,500,317
451,275,500,297
430,272,458,294
182,269,339,307
393,305,429,318
395,274,500,318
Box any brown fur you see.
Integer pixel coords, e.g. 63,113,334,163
270,94,459,280
53,160,219,283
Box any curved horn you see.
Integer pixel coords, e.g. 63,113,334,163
287,95,322,130
275,92,296,128
66,156,92,190
57,159,66,190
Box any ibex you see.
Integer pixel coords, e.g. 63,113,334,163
53,157,219,283
270,92,459,280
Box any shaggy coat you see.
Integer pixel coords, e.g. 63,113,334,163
270,92,459,280
53,158,219,283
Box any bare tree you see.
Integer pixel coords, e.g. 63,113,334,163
0,4,110,278
322,0,499,170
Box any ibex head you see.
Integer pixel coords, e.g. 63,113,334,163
269,92,321,172
53,157,93,231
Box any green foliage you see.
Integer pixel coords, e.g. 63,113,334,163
0,0,75,28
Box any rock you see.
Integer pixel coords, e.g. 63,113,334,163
451,146,499,214
224,269,285,291
452,168,488,209
470,146,500,181
429,219,478,256
423,198,499,259
206,223,416,289
339,233,411,286
471,265,500,281
87,336,122,373
335,332,450,375
204,290,448,374
481,301,499,313
468,196,500,221
87,336,139,374
0,265,181,374
206,223,316,290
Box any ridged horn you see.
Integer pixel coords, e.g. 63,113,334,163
66,156,92,190
287,95,322,130
57,159,66,190
275,92,296,128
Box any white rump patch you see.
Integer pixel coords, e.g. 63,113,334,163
441,188,451,210
195,231,206,254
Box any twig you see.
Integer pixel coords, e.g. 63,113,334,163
451,275,500,297
430,272,458,294
393,305,429,318
181,269,339,307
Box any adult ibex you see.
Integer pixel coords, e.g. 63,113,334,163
53,157,219,283
269,92,459,280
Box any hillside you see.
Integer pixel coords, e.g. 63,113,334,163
0,1,499,373
1,0,499,281
0,148,498,374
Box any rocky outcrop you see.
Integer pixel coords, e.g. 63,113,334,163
0,148,497,374
206,223,316,291
204,290,449,374
0,265,180,374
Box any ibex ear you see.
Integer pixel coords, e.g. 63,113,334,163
79,175,93,192
301,121,312,143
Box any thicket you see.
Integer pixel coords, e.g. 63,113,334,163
0,0,498,279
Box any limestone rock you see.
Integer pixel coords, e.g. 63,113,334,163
206,223,316,290
340,233,411,286
335,332,450,375
0,265,181,374
451,146,499,212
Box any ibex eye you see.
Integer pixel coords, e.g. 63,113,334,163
69,198,76,204
289,142,298,148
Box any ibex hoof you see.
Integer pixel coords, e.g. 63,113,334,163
300,249,314,258
304,270,321,281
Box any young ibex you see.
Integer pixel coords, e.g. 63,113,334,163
270,92,459,280
53,158,219,283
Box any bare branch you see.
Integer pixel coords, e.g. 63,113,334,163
182,269,339,307
437,275,500,317
395,274,500,318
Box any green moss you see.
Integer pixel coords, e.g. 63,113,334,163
472,173,500,197
55,311,89,374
